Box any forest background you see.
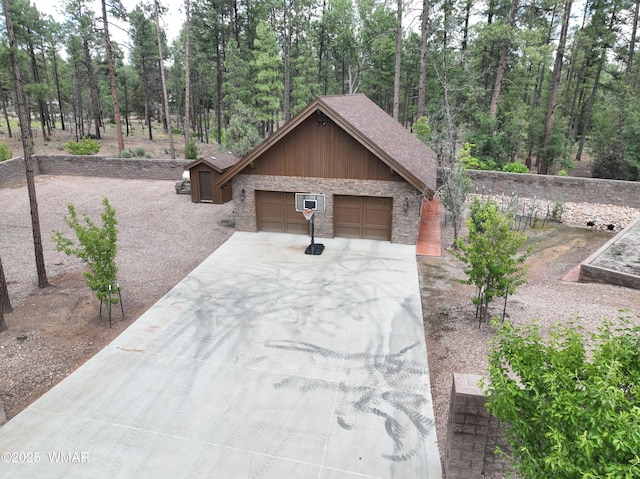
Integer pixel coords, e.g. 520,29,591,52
1,0,639,179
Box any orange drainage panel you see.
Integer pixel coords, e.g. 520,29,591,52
416,198,442,257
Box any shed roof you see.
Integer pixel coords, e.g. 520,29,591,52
187,150,242,173
217,94,437,195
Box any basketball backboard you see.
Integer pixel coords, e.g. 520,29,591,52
295,193,326,213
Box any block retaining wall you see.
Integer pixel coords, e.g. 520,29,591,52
463,170,640,208
445,373,510,478
3,157,640,208
0,155,189,188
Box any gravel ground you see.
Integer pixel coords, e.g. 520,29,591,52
2,176,640,477
1,175,235,307
421,201,640,476
0,175,235,419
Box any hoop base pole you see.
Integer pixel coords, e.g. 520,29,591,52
305,243,325,255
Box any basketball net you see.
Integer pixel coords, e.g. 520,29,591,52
302,209,315,221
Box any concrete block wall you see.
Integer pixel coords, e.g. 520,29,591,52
464,170,640,208
0,155,188,189
445,373,509,478
35,155,189,180
0,157,38,188
232,174,423,244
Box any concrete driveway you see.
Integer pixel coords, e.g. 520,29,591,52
0,232,441,478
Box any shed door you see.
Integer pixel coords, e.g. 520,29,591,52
334,195,392,241
198,171,213,202
255,191,308,234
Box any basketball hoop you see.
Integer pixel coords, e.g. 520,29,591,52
302,209,315,221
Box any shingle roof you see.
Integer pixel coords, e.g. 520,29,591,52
187,149,242,173
318,94,437,195
217,94,437,195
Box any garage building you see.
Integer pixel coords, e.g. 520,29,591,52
217,94,438,244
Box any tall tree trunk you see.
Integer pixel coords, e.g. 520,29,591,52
628,0,640,76
489,0,519,122
0,255,13,314
123,70,130,136
51,48,65,131
154,0,175,158
184,0,191,148
417,0,430,116
215,32,223,143
576,49,606,162
539,0,573,174
39,43,56,131
102,0,125,154
0,77,13,138
392,0,402,121
26,38,48,138
83,38,101,139
3,0,48,289
283,0,291,122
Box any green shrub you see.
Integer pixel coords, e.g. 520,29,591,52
134,147,146,157
502,162,529,173
171,128,183,135
459,142,480,169
52,198,119,305
185,138,198,160
0,141,13,162
119,150,133,158
485,317,640,479
66,136,101,155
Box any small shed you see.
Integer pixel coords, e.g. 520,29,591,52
187,151,241,204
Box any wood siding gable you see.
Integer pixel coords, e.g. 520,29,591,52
241,114,402,181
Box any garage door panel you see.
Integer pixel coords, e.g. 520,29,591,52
284,195,309,234
256,191,308,235
334,195,392,241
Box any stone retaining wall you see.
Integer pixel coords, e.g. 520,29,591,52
3,157,640,209
0,155,189,188
464,170,640,208
445,373,509,478
0,157,34,187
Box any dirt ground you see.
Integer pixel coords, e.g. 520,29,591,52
1,122,221,159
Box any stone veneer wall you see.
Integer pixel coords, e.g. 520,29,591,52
445,373,510,479
0,157,36,187
464,169,640,208
232,174,423,244
0,155,189,188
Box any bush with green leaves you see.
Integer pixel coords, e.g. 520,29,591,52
0,141,13,162
485,318,640,478
454,198,531,322
52,198,119,304
459,142,480,169
185,138,198,160
414,116,431,145
502,162,529,173
65,136,101,155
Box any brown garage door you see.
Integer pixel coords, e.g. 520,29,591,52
255,191,309,234
334,195,392,241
